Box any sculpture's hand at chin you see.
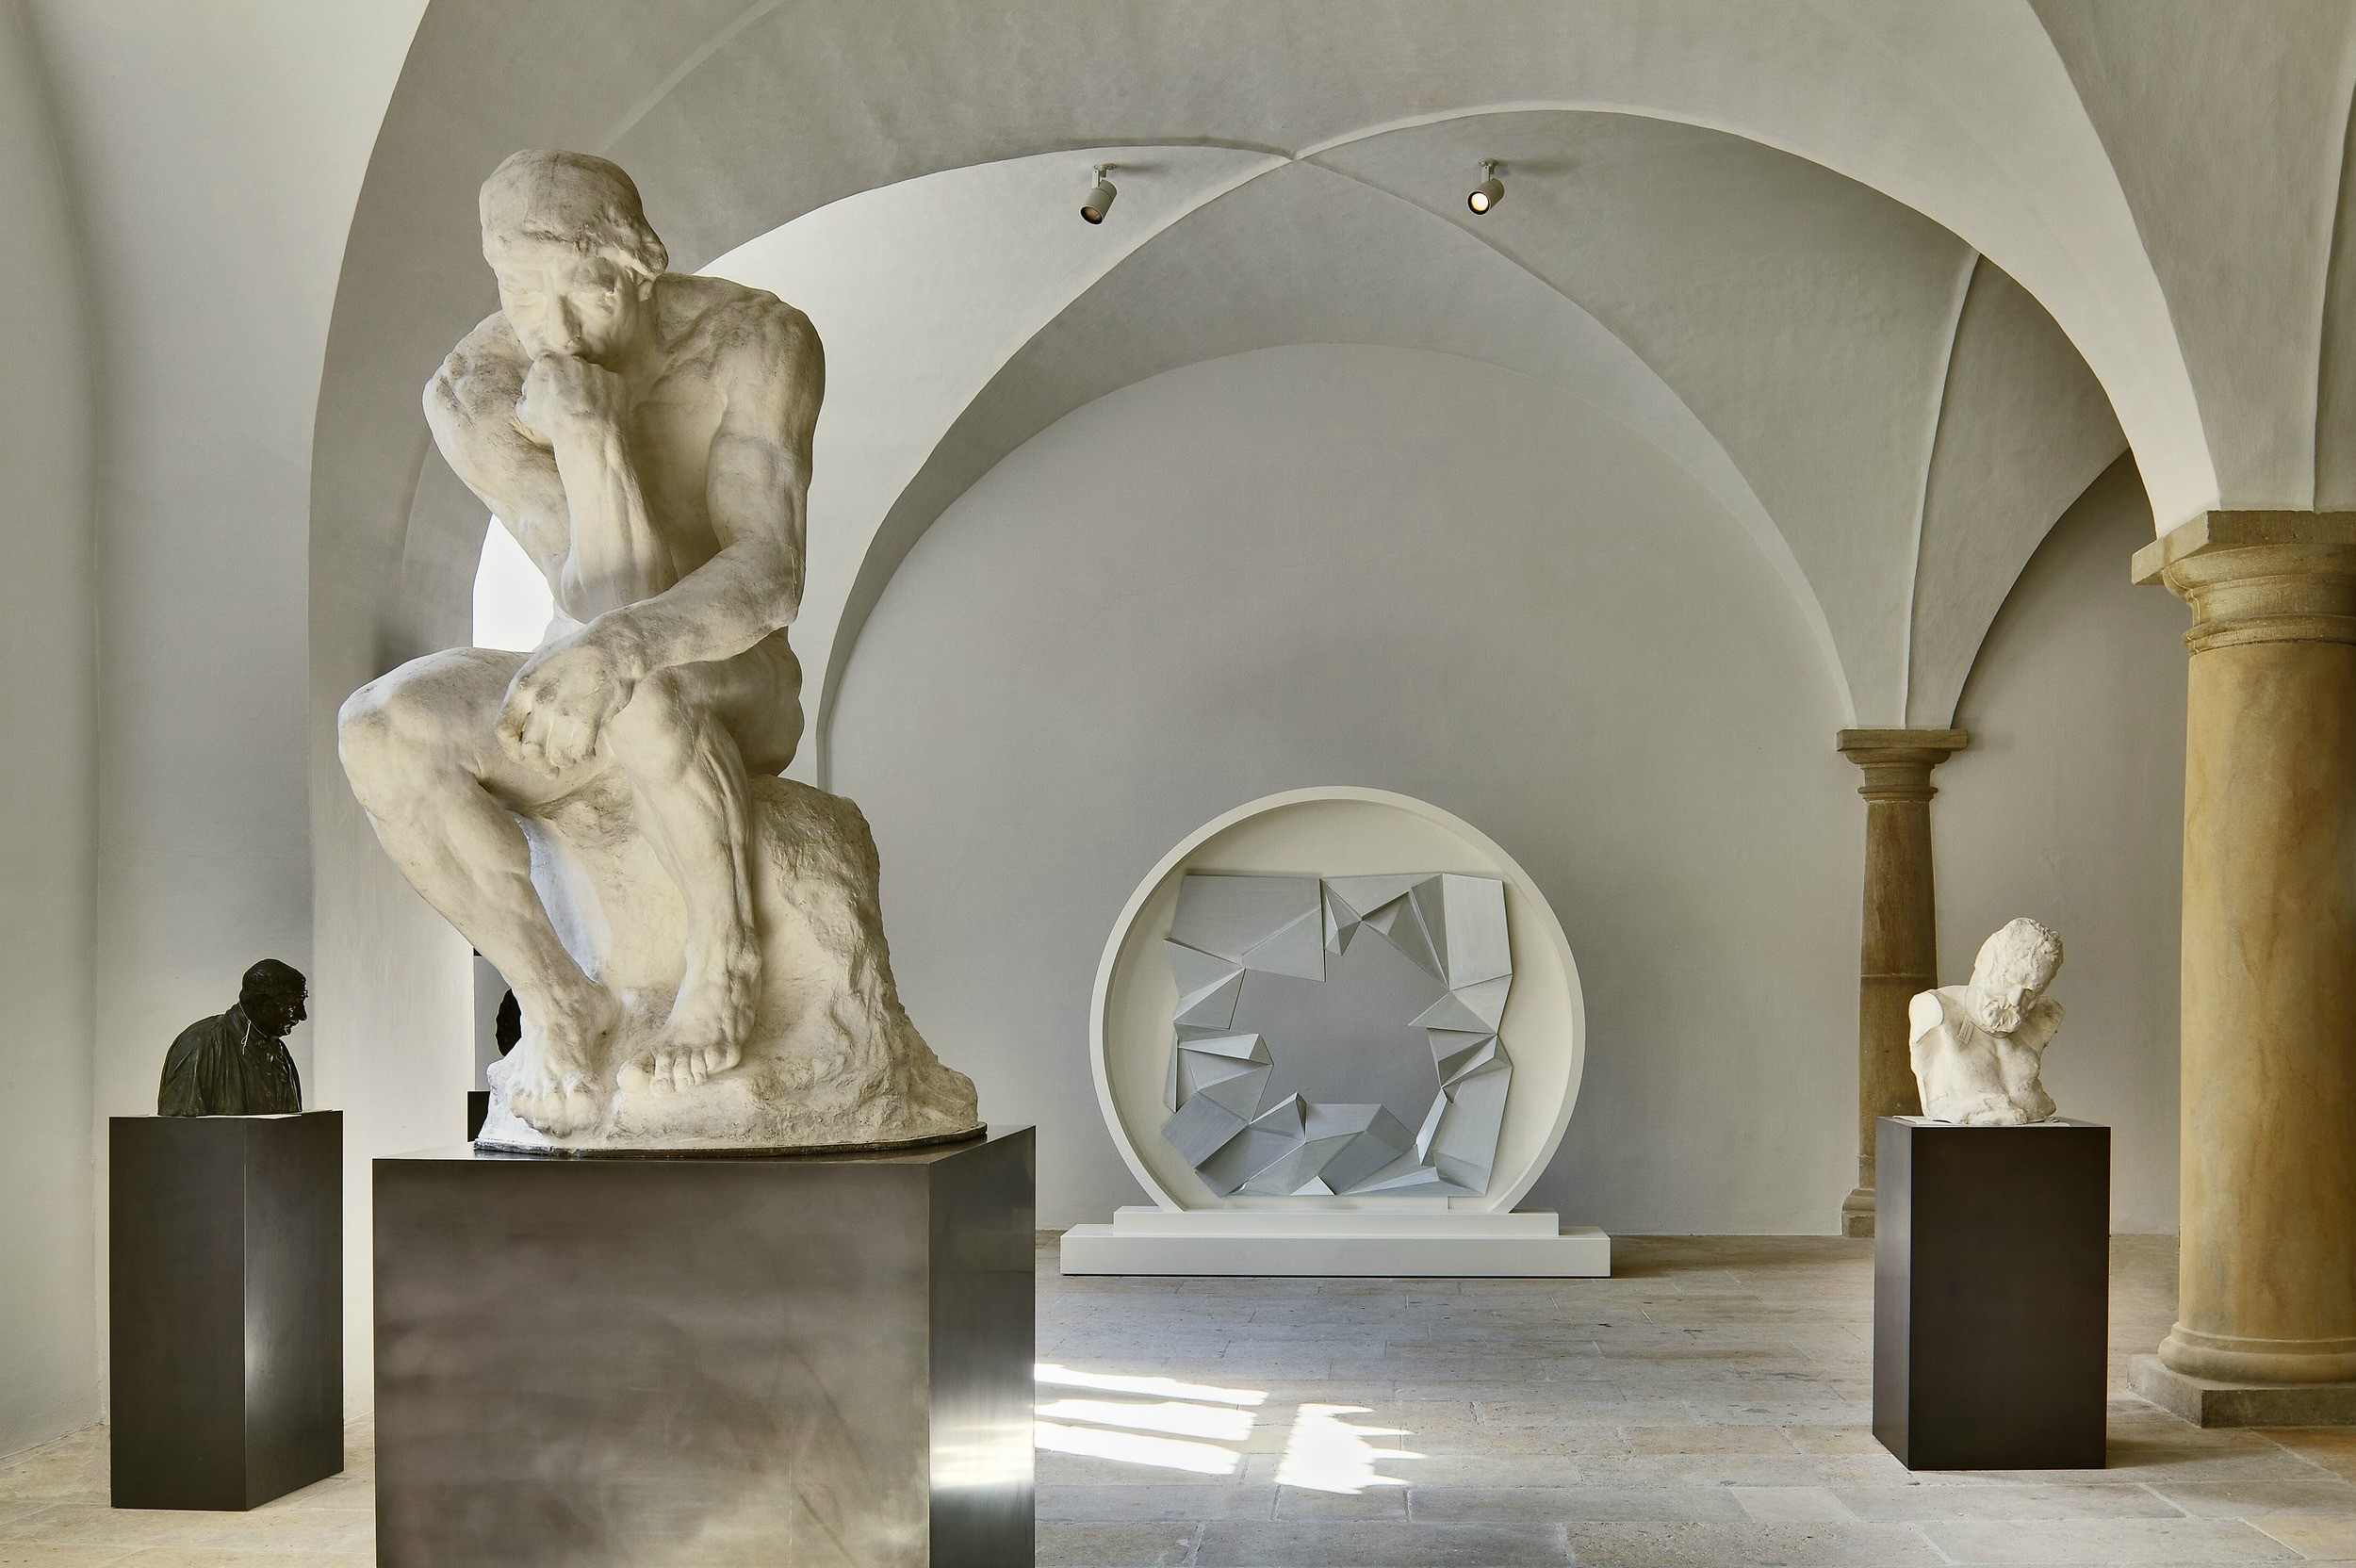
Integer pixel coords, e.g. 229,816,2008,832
499,632,636,773
515,351,627,445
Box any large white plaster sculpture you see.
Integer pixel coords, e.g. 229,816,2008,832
339,150,977,1152
1907,918,2066,1127
1161,872,1513,1198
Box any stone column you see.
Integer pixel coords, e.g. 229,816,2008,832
1835,728,1968,1238
2135,512,2356,1407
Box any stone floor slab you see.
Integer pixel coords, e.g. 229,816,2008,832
1920,1516,2300,1561
1406,1484,1749,1523
1196,1518,1572,1565
1561,1521,1942,1565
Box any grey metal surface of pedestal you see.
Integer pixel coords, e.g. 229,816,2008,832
1873,1117,2109,1470
108,1111,344,1511
374,1125,1035,1568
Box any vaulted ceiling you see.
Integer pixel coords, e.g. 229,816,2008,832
315,0,2356,774
704,123,2123,761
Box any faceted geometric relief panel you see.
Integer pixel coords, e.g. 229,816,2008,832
1162,873,1513,1198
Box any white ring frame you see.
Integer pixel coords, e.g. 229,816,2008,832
1090,787,1586,1214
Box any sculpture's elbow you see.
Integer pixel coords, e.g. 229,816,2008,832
422,355,466,428
743,537,802,629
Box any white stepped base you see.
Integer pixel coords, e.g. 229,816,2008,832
1059,1207,1610,1277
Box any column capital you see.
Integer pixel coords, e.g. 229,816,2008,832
2134,510,2356,653
1837,728,1969,802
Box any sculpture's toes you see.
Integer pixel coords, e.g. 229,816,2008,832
641,969,750,1094
641,1040,683,1096
559,1076,600,1133
642,1029,743,1096
508,1069,601,1135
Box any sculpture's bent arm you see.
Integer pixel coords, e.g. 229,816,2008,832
424,325,573,586
2015,996,2065,1054
600,303,821,680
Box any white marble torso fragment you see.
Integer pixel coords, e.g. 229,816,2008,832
1907,918,2066,1127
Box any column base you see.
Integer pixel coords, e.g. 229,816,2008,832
2158,1322,2356,1384
1841,1185,1874,1238
2134,1355,2356,1428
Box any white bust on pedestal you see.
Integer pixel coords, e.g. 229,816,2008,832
1908,918,2066,1126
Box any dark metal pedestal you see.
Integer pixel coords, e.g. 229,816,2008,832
1873,1116,2109,1469
109,1111,344,1510
374,1125,1035,1568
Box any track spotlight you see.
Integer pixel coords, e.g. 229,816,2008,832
1081,164,1119,224
1467,159,1504,216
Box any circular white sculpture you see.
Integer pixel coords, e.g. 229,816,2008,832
1908,917,2067,1126
1160,871,1515,1197
1092,788,1584,1212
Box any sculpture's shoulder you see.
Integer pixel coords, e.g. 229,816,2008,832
156,1010,230,1114
658,274,821,398
424,311,528,439
1909,986,1968,1043
164,1009,228,1064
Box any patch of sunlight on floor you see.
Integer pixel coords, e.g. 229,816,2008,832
1271,1402,1424,1495
1034,1364,1268,1405
1029,1364,1426,1492
1033,1397,1256,1442
1033,1364,1268,1478
1034,1420,1243,1476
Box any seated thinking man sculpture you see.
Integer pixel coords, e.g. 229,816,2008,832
340,151,974,1150
1907,918,2066,1126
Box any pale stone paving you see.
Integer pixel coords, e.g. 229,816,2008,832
9,1235,2356,1565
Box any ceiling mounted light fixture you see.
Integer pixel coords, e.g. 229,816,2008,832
1081,163,1119,224
1467,159,1505,216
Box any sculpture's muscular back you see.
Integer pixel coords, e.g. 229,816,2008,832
431,273,818,626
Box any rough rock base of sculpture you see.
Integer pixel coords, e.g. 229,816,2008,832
475,775,979,1154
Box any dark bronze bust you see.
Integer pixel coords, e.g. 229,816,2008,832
157,959,308,1116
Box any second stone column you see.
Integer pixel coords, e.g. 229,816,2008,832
1836,727,1968,1238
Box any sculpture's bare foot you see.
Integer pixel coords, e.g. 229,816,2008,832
499,987,617,1135
642,935,758,1095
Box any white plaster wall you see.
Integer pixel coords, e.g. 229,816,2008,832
1936,457,2185,1232
829,345,1863,1233
21,0,428,1412
0,0,97,1455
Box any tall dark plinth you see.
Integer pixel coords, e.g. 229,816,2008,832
109,1111,344,1510
374,1126,1035,1568
1873,1116,2108,1470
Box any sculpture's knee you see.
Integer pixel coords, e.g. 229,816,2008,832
338,675,447,808
607,672,700,781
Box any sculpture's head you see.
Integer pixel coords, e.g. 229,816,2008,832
239,958,308,1038
479,150,667,365
1965,918,2062,1036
